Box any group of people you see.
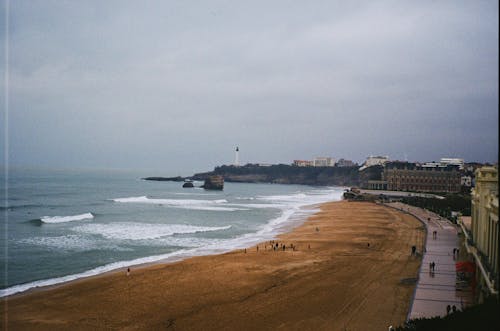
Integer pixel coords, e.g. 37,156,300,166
245,240,312,253
263,241,296,252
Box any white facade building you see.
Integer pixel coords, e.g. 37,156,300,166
293,160,313,167
359,156,389,171
313,157,335,167
440,158,465,170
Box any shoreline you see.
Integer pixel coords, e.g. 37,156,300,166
1,202,326,299
2,200,424,330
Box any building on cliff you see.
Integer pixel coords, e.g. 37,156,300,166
336,158,356,167
467,166,498,301
293,158,336,167
359,155,389,171
313,157,335,167
293,160,313,167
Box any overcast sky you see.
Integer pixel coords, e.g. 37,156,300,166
1,1,498,175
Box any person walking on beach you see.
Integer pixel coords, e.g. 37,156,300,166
446,305,451,315
127,267,130,277
411,245,416,256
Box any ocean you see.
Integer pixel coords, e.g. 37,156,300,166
0,168,344,297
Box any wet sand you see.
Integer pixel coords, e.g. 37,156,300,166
1,201,424,330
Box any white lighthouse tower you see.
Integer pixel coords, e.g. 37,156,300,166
234,146,240,166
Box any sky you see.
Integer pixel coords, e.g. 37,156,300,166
1,0,498,175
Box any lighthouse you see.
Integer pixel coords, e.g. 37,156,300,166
234,146,240,166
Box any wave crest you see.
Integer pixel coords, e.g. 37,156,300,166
40,213,94,224
73,223,232,240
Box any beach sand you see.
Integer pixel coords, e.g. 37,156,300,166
1,201,424,330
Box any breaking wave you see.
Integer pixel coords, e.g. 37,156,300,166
72,223,232,240
40,213,94,224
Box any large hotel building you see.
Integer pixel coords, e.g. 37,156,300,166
366,161,462,193
384,161,462,193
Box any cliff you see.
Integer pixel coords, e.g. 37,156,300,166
192,164,362,187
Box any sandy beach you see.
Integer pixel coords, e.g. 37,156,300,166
1,201,424,331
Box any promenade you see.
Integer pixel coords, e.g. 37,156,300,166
386,202,474,319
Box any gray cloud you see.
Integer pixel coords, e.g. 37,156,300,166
1,0,498,174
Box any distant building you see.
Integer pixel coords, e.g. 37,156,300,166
422,158,465,170
467,166,499,300
293,160,313,167
383,161,461,193
336,158,356,167
313,157,335,167
461,175,472,187
359,156,389,171
440,157,465,170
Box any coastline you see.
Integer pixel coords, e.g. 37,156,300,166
2,200,424,330
0,198,330,299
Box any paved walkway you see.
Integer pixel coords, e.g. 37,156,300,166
386,202,474,319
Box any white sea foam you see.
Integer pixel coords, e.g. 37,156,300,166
113,196,227,204
186,206,248,211
19,235,131,252
112,196,233,211
258,189,344,207
72,223,232,240
40,213,94,224
227,203,285,209
141,236,222,248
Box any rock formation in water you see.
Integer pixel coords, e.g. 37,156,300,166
202,175,224,190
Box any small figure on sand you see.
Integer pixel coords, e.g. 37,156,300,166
367,243,370,248
433,230,437,239
127,267,130,276
316,227,319,232
411,245,416,255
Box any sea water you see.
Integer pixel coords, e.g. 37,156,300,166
0,168,344,297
